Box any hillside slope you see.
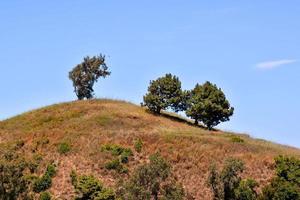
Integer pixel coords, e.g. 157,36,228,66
0,99,299,199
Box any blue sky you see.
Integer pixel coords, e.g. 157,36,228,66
0,1,299,147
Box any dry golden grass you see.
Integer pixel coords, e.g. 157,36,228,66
0,99,299,199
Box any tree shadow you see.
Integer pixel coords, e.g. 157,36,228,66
145,109,218,131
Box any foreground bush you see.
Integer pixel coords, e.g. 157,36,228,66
117,153,185,200
70,171,116,200
0,159,29,199
259,155,300,200
208,158,258,200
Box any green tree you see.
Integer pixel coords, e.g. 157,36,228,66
118,153,184,200
143,74,186,114
186,81,234,129
69,55,111,100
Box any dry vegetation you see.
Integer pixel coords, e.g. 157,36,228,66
0,99,299,199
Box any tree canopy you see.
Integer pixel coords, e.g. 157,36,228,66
69,55,111,100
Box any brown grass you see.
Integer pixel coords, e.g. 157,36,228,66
0,99,299,199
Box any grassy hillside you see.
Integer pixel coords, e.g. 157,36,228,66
0,99,299,199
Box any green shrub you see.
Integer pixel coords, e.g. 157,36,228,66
71,173,116,200
208,158,245,200
45,164,56,178
134,138,143,153
259,155,300,200
57,142,71,154
105,159,121,170
231,136,244,143
234,179,258,200
33,174,52,193
105,159,128,173
120,149,133,163
118,153,180,200
101,144,132,156
40,191,52,200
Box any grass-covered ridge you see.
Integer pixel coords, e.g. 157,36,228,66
0,99,299,199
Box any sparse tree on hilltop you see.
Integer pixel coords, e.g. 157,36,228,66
69,55,111,100
186,81,234,129
143,74,186,114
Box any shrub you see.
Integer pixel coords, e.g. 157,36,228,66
134,138,143,153
118,153,184,200
120,149,133,163
101,144,132,157
0,159,29,199
57,142,71,154
208,158,245,200
259,155,300,200
234,179,258,200
69,55,111,100
105,159,121,170
40,191,52,200
143,74,186,114
71,172,116,200
186,81,234,129
45,164,56,178
105,159,128,174
33,174,52,193
33,164,56,193
231,136,244,143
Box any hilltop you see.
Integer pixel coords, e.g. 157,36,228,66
0,99,299,199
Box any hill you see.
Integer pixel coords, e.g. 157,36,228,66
0,99,299,199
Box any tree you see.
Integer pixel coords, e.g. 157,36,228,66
69,55,111,100
118,153,185,200
143,74,186,114
186,81,234,129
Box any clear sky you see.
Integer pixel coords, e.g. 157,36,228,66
1,1,299,147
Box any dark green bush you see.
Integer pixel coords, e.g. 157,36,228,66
33,174,52,193
40,191,52,200
57,142,71,154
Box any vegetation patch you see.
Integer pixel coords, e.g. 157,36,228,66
70,171,116,200
57,142,71,154
134,138,143,153
40,191,52,200
33,164,57,193
231,136,245,143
